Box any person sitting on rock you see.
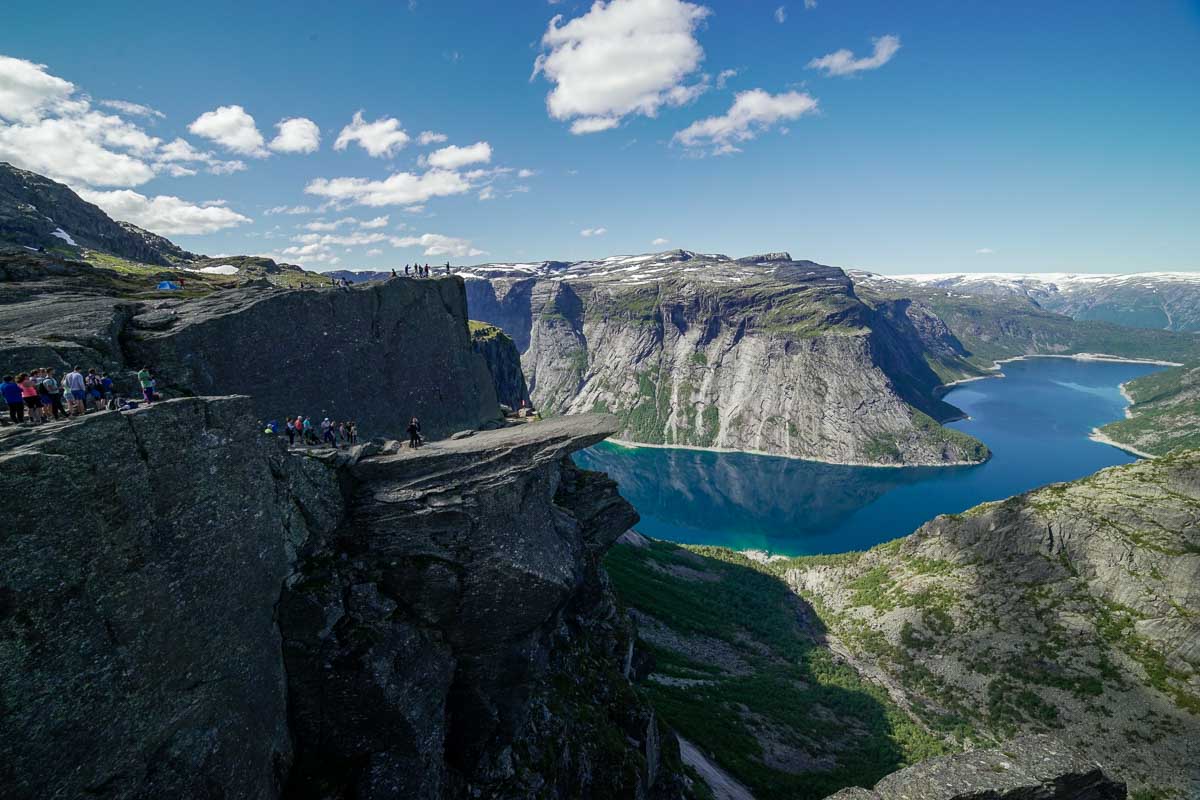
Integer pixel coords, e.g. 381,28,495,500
407,416,423,449
1,374,25,425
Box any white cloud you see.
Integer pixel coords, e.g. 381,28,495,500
652,237,669,245
674,88,817,154
807,34,901,77
0,113,159,186
77,188,251,235
976,247,996,255
478,186,496,201
157,137,246,175
99,99,165,119
774,5,787,23
804,0,817,8
188,105,268,156
716,69,737,89
265,204,313,215
532,0,711,134
0,55,75,123
366,248,384,256
295,231,390,247
517,168,537,178
269,117,320,154
303,217,357,232
391,232,485,257
334,111,410,157
305,169,472,207
358,215,389,229
580,227,607,237
426,141,492,169
417,130,447,145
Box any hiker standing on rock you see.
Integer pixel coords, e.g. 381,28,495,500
18,373,43,424
40,369,65,420
285,416,296,446
406,416,423,449
2,375,24,424
136,367,154,404
64,366,86,416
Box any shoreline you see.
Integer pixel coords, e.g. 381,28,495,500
989,352,1183,368
1088,428,1155,459
603,437,985,470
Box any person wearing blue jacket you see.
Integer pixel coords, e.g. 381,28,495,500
1,375,25,424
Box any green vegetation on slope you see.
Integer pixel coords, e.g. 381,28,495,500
1100,365,1200,456
604,540,948,800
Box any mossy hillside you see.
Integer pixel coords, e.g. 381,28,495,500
777,450,1200,795
605,540,948,800
1100,365,1200,456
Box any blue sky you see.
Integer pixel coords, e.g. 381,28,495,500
2,0,1198,273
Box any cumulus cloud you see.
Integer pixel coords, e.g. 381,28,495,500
425,141,492,169
652,237,669,245
157,137,246,175
478,186,495,201
334,111,410,157
99,99,165,119
580,227,607,237
302,217,357,232
358,215,390,229
804,0,816,8
774,5,786,23
188,105,269,156
532,0,711,134
716,69,737,89
269,117,320,153
417,130,447,145
305,169,472,207
265,204,313,215
0,55,75,123
517,168,537,178
366,248,384,256
807,34,901,77
78,188,251,235
673,88,817,154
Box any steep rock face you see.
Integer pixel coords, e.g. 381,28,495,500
471,320,531,409
824,735,1126,799
120,277,501,440
0,162,191,264
0,397,339,800
786,451,1200,796
281,415,684,799
464,252,986,465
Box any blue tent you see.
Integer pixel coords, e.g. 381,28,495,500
157,281,181,290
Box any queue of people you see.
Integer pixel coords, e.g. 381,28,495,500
274,415,359,448
1,366,159,426
388,263,452,279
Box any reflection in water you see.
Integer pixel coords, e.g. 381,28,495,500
575,358,1163,556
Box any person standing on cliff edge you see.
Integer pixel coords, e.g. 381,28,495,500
407,416,422,448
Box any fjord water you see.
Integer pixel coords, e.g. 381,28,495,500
576,358,1163,556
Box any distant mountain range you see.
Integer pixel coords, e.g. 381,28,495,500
853,270,1200,332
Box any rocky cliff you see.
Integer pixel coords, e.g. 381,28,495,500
471,320,532,409
463,251,987,466
824,735,1126,799
0,262,501,441
0,401,686,800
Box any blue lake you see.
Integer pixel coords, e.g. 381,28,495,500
575,358,1163,556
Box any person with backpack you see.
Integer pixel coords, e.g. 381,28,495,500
1,375,24,424
84,369,104,410
406,416,422,449
40,369,65,421
100,372,115,408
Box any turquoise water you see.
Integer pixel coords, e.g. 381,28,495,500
574,358,1163,556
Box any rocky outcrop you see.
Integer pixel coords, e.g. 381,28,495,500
0,162,193,264
824,735,1126,799
471,320,532,409
0,397,337,799
463,251,987,465
0,271,502,441
786,450,1200,797
0,403,684,800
